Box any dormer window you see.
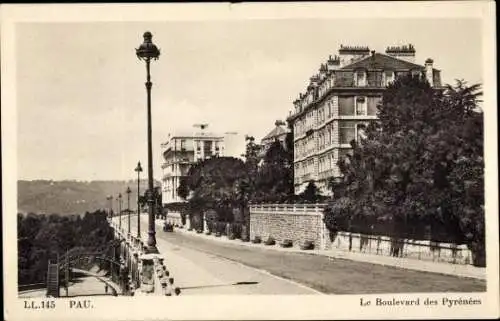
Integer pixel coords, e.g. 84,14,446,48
354,70,367,87
411,68,422,78
384,70,394,86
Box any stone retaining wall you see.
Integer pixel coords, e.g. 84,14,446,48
249,204,474,265
249,204,327,249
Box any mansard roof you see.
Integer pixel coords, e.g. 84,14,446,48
341,52,426,71
262,125,289,141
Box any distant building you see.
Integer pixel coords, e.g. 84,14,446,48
160,128,224,204
223,131,246,160
259,120,290,157
287,44,442,195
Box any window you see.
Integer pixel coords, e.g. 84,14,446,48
180,139,186,150
355,70,366,87
384,70,394,86
356,97,367,116
367,96,381,115
339,96,355,115
411,69,421,77
339,121,357,144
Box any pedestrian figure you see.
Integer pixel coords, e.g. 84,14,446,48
105,284,109,294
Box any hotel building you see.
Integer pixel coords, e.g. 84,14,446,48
160,129,225,204
287,44,442,195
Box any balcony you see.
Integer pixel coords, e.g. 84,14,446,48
318,169,336,180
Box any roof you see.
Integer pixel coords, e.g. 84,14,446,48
341,52,425,71
262,125,289,141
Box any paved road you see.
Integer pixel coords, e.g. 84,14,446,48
122,216,319,294
117,215,486,294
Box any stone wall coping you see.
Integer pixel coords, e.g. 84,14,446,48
251,210,322,216
249,203,327,213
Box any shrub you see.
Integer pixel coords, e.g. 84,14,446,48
205,231,211,235
228,234,236,240
280,239,293,248
188,228,193,231
196,229,203,234
300,240,315,250
215,232,222,237
252,236,262,244
264,237,276,246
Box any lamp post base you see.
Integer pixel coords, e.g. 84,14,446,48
144,245,159,254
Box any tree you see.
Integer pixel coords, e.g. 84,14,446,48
323,75,485,265
242,135,261,174
253,139,294,203
298,181,324,203
177,157,252,223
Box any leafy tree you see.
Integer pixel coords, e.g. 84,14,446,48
298,181,324,203
324,75,485,265
242,135,261,175
177,157,252,224
253,139,294,203
18,210,114,285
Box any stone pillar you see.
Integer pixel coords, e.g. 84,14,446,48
138,254,156,293
203,215,208,232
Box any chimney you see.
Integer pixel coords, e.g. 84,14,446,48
338,45,370,67
425,58,434,86
327,55,340,71
385,43,416,63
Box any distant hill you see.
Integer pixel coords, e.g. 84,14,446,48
18,179,161,215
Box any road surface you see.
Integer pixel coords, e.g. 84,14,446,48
117,215,486,294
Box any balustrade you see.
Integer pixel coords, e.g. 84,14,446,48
108,218,180,296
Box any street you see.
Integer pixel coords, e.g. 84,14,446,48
125,216,319,294
119,215,486,294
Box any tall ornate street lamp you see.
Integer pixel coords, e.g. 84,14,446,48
118,193,123,230
126,187,132,237
136,31,160,254
134,161,143,239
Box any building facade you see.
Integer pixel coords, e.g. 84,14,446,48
259,120,290,157
287,44,442,195
161,130,225,204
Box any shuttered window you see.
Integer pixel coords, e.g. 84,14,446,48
338,96,355,115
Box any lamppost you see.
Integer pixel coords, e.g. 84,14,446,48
106,195,113,218
126,187,132,237
118,193,123,231
136,31,160,254
134,161,143,239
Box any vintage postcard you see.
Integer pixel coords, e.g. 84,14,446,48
1,1,498,320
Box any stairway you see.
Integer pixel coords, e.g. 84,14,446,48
46,262,60,297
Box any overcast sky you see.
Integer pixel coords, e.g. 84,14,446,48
16,18,482,181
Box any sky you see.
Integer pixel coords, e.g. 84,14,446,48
16,18,483,181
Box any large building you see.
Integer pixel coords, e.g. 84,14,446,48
259,120,290,157
287,44,442,195
160,128,225,204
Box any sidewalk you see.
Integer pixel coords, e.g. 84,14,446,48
155,219,486,280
